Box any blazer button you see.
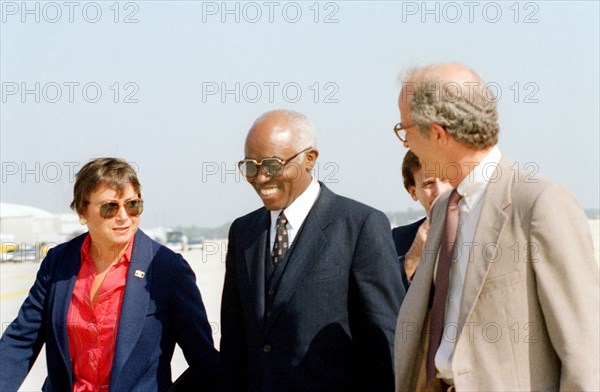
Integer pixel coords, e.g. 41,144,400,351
263,344,271,353
268,289,274,295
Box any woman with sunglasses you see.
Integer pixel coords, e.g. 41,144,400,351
0,158,218,392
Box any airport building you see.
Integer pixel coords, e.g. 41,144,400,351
0,203,83,247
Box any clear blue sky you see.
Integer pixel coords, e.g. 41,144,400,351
1,1,598,228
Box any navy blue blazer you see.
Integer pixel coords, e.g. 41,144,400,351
220,184,404,392
391,217,426,290
0,230,218,392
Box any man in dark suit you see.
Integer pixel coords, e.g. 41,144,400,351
392,150,451,289
220,109,404,392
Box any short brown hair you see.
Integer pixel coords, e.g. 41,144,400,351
70,158,141,215
401,150,421,192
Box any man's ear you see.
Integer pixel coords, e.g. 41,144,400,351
431,123,449,146
306,148,319,171
408,186,418,201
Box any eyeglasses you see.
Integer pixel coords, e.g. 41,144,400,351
91,199,144,219
393,122,417,142
238,147,312,179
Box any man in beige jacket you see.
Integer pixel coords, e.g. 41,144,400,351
393,63,599,391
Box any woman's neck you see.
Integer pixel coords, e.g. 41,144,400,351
89,240,129,272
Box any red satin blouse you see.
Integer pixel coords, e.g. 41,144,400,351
67,234,133,392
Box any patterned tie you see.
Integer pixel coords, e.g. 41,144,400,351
272,212,289,266
426,189,462,387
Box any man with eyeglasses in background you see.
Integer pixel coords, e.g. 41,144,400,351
393,63,599,391
393,150,452,290
220,109,403,392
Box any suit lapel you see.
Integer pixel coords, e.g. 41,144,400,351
110,230,155,386
264,184,333,334
52,233,86,382
407,191,447,316
394,192,448,390
419,194,447,296
243,209,270,326
457,157,512,330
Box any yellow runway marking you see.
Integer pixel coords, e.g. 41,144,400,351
9,273,36,280
0,289,29,300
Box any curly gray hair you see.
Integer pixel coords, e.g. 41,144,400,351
400,64,499,149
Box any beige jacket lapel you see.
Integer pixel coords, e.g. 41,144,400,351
395,191,447,391
456,157,512,332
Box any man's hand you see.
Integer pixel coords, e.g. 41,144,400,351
404,219,429,282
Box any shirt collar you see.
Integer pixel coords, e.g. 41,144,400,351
456,145,502,211
270,180,321,230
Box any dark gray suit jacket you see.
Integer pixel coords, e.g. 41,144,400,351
220,183,404,392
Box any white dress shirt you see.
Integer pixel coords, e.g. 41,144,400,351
269,180,321,252
435,146,502,381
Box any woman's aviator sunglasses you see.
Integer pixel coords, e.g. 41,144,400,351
92,199,144,219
